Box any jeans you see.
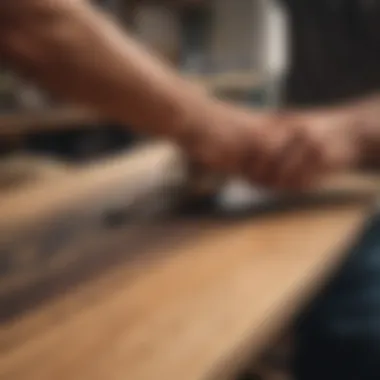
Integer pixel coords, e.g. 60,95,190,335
294,212,380,380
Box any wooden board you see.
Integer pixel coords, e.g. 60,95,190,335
0,201,373,380
0,141,378,319
0,155,70,192
0,142,189,319
0,142,378,380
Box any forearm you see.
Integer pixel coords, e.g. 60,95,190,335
0,0,207,140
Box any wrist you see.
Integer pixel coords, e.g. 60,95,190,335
169,90,216,147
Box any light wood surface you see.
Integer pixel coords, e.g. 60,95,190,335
0,142,187,234
0,201,372,380
0,142,378,380
0,155,70,192
0,141,378,233
0,142,188,312
0,142,378,309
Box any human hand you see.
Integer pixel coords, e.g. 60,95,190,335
242,108,363,190
178,100,275,178
179,101,362,191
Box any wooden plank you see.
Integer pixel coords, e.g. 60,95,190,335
0,155,70,192
0,141,378,316
0,201,372,380
0,142,191,315
0,142,378,380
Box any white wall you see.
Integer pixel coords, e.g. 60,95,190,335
261,0,289,76
131,0,290,81
209,0,289,76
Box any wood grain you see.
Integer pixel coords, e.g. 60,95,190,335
0,142,378,380
0,155,70,192
0,142,378,317
0,142,189,316
0,202,372,380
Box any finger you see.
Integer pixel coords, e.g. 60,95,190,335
243,127,291,186
249,126,306,190
275,132,323,190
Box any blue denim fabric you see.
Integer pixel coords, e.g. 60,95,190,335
294,212,380,380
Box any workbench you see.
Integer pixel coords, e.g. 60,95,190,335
0,142,377,380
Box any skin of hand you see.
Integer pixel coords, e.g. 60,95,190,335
265,95,380,190
247,108,364,190
180,101,367,191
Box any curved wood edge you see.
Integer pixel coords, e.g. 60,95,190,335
0,201,373,380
